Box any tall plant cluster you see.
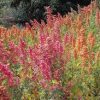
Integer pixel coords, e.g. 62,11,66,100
0,1,100,99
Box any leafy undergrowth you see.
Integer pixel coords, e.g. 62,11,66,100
0,1,100,100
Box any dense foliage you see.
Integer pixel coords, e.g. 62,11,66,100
10,0,93,23
0,1,100,100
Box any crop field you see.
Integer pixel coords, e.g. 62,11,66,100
0,1,100,100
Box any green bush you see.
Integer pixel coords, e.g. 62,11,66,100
0,0,94,25
9,0,78,23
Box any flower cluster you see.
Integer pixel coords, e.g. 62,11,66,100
0,1,100,99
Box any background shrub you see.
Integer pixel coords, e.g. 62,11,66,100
0,0,94,26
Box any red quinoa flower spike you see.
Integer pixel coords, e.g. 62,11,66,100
0,62,18,86
80,46,89,67
95,8,100,27
87,32,95,48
